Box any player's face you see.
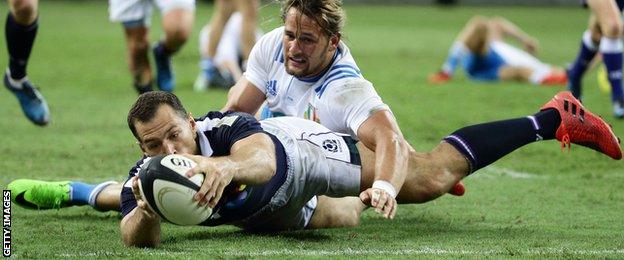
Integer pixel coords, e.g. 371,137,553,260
282,8,339,78
135,104,198,157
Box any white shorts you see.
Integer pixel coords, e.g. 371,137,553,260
235,117,362,231
491,41,552,75
109,0,195,26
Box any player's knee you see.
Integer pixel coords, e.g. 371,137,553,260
10,0,37,23
468,15,488,29
601,20,624,38
164,27,191,47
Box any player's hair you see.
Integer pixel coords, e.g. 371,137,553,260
127,91,189,141
281,0,345,37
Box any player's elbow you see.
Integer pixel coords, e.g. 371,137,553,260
120,216,161,248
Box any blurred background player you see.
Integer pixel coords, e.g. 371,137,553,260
199,0,259,89
109,0,195,94
566,0,624,118
4,0,50,126
428,16,567,86
193,12,262,91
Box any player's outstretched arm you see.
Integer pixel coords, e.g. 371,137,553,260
185,133,276,208
120,176,161,247
356,110,410,219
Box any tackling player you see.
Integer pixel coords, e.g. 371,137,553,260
120,91,620,247
428,16,567,86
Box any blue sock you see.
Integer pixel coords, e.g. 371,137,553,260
70,182,96,206
567,31,598,98
441,42,469,75
601,36,624,103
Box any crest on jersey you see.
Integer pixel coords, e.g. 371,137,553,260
266,80,277,96
322,139,341,153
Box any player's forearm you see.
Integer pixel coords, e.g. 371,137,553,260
120,208,161,247
373,132,409,192
226,133,277,185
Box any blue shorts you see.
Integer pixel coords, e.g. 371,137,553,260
463,48,506,81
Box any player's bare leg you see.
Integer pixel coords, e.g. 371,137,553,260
94,183,123,211
235,0,259,61
124,26,152,94
307,196,364,229
152,8,194,92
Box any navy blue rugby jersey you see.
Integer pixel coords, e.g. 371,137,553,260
120,111,288,226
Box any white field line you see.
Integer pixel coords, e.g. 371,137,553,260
477,166,623,180
478,166,545,179
54,248,624,257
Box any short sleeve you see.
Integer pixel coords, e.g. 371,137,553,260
317,78,390,137
243,28,284,94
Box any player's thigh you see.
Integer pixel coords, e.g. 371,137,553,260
157,0,194,34
588,0,623,37
297,138,362,198
307,196,363,229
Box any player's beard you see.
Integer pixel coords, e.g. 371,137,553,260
285,42,332,78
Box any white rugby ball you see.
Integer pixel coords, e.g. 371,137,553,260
138,154,212,226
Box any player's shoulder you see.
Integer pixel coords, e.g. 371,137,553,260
316,72,371,100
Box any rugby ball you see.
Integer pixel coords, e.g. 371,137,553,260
138,154,212,226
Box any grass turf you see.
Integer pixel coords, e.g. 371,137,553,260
0,1,622,257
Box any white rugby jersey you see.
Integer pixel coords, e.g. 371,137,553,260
244,27,389,138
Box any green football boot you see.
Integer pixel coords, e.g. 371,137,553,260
6,179,71,209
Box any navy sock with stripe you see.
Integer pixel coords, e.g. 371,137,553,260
443,109,560,173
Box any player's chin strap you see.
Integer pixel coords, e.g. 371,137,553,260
372,180,397,198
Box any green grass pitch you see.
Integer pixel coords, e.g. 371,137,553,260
0,1,623,257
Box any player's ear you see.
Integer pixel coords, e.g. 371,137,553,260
329,33,340,51
188,115,197,134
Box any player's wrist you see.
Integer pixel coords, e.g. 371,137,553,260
372,180,397,198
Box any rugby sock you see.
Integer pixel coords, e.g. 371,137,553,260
441,42,469,75
5,13,38,79
69,182,97,205
599,37,624,103
567,30,598,98
443,109,560,173
200,58,217,80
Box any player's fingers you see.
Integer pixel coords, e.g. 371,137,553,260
208,181,227,208
389,200,397,219
185,165,201,178
195,173,216,203
374,190,388,214
383,198,394,219
370,189,381,208
131,177,142,199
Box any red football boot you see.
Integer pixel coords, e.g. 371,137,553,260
540,71,568,86
448,181,465,196
428,71,452,84
541,91,622,160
